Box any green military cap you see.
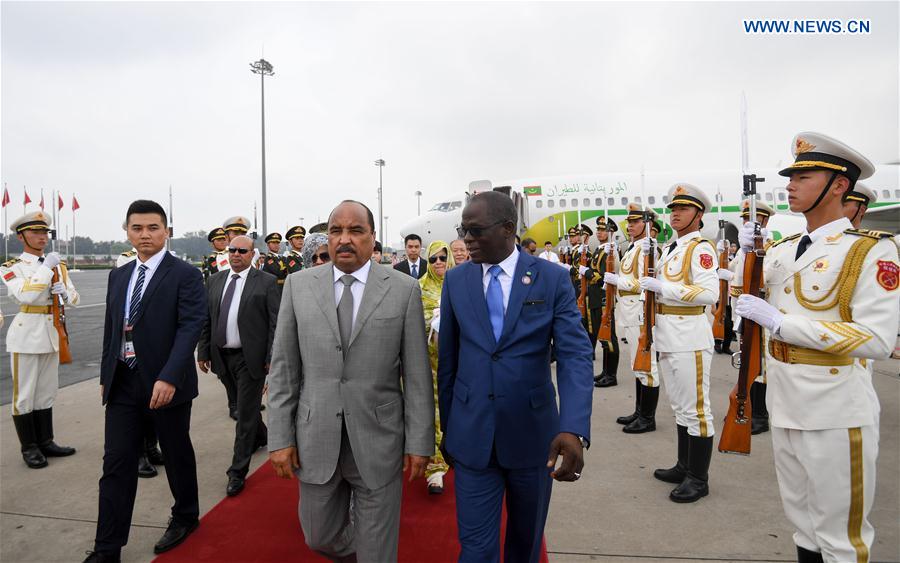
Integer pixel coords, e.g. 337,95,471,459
578,223,593,236
207,227,226,242
286,225,307,240
265,232,283,244
595,215,618,232
567,226,578,236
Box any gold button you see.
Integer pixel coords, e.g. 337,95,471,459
784,287,792,294
812,285,820,290
829,368,839,375
779,309,787,313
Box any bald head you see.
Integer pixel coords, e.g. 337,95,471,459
228,235,255,272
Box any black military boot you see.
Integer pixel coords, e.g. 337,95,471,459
751,382,770,435
714,340,723,354
34,408,76,457
654,425,688,483
138,454,158,478
616,379,641,425
796,545,824,563
12,413,48,468
623,385,658,434
669,435,712,503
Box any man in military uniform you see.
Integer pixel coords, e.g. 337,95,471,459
1,212,79,468
842,181,876,229
604,204,662,433
639,184,719,503
564,226,583,294
260,232,288,287
583,216,620,388
721,199,776,435
202,227,227,282
736,132,897,563
283,225,306,274
116,249,137,268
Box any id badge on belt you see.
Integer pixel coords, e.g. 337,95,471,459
124,325,136,360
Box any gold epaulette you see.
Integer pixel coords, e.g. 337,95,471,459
2,257,22,268
770,233,802,247
844,228,894,240
120,250,136,257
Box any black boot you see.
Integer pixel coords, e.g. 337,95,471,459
624,385,658,434
12,413,48,468
138,454,158,478
751,382,770,435
34,408,76,457
796,545,824,563
714,340,723,354
616,379,641,425
593,371,606,383
670,435,712,503
654,425,688,483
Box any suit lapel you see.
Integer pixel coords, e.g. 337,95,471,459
349,263,390,347
465,262,496,345
131,253,172,326
498,253,537,347
237,268,257,316
112,262,135,327
313,265,342,345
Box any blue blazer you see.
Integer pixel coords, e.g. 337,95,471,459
100,252,207,406
437,251,594,470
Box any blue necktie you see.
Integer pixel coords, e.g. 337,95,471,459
411,262,418,278
486,265,504,342
125,264,147,368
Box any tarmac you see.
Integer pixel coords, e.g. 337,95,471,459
1,269,898,562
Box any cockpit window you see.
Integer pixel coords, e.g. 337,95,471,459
429,201,462,212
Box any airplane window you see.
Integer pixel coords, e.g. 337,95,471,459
778,192,786,201
450,201,462,210
595,198,602,206
583,198,590,207
765,193,773,201
571,198,578,207
621,197,628,205
649,196,656,204
547,199,555,208
635,196,642,203
895,189,900,198
559,199,566,208
883,190,891,198
662,195,669,203
536,200,543,209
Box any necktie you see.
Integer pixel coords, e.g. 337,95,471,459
337,274,355,355
665,241,677,256
795,235,812,260
486,265,504,342
411,262,418,278
125,264,148,368
214,274,240,347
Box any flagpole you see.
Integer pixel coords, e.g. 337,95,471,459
72,202,76,269
51,188,57,253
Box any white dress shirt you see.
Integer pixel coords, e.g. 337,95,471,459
481,246,520,313
221,266,251,349
333,260,372,328
538,249,560,263
801,216,852,246
407,258,422,277
121,248,167,359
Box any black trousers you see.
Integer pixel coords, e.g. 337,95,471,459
217,366,237,410
219,349,267,478
585,307,620,376
95,362,199,553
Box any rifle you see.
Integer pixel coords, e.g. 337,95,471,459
712,188,729,340
51,266,73,364
632,212,655,373
577,242,588,318
718,173,765,455
596,242,616,343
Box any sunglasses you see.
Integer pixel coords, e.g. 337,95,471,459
228,247,252,255
313,252,330,263
428,254,448,264
456,220,506,238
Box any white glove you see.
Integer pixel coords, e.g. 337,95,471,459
717,268,734,281
739,222,768,252
735,294,784,333
716,240,726,252
430,313,441,334
640,237,653,255
639,276,663,293
603,272,619,286
578,265,589,276
602,242,614,253
251,248,261,267
51,281,69,302
43,252,61,270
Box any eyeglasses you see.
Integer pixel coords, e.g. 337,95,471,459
228,247,251,255
428,254,448,264
313,252,330,263
456,220,506,238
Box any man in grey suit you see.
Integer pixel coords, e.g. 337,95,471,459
197,235,279,497
267,200,434,563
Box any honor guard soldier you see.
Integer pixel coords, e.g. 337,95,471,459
585,216,621,388
722,199,776,435
116,249,137,268
1,211,80,468
260,232,288,286
284,225,306,274
639,184,719,503
735,132,898,563
842,181,876,229
604,204,663,433
563,226,582,292
203,227,227,282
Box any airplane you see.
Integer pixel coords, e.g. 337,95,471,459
399,164,900,252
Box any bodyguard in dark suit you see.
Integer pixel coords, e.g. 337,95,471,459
437,192,594,563
393,233,427,279
197,235,279,497
85,200,206,563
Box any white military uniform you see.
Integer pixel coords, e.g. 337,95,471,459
762,218,897,562
115,249,137,268
653,230,719,437
617,241,659,387
1,253,80,415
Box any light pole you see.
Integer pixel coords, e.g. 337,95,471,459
250,58,274,238
383,215,389,246
374,159,385,240
414,190,422,216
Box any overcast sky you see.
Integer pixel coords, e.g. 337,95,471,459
2,1,897,244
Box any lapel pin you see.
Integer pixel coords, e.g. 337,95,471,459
813,259,828,273
522,271,533,285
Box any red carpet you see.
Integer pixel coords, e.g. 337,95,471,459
154,463,548,562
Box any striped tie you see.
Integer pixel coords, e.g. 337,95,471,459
125,264,147,368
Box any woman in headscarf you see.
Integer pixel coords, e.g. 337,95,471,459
300,233,330,268
420,240,455,494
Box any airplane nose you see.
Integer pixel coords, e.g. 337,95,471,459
399,216,426,240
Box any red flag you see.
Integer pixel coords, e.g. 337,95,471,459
1,185,9,208
58,193,64,211
39,190,45,210
24,188,31,205
72,195,80,211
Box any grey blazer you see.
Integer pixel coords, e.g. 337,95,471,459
267,260,434,489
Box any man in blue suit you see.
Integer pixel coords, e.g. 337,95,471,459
437,191,594,563
84,200,206,563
